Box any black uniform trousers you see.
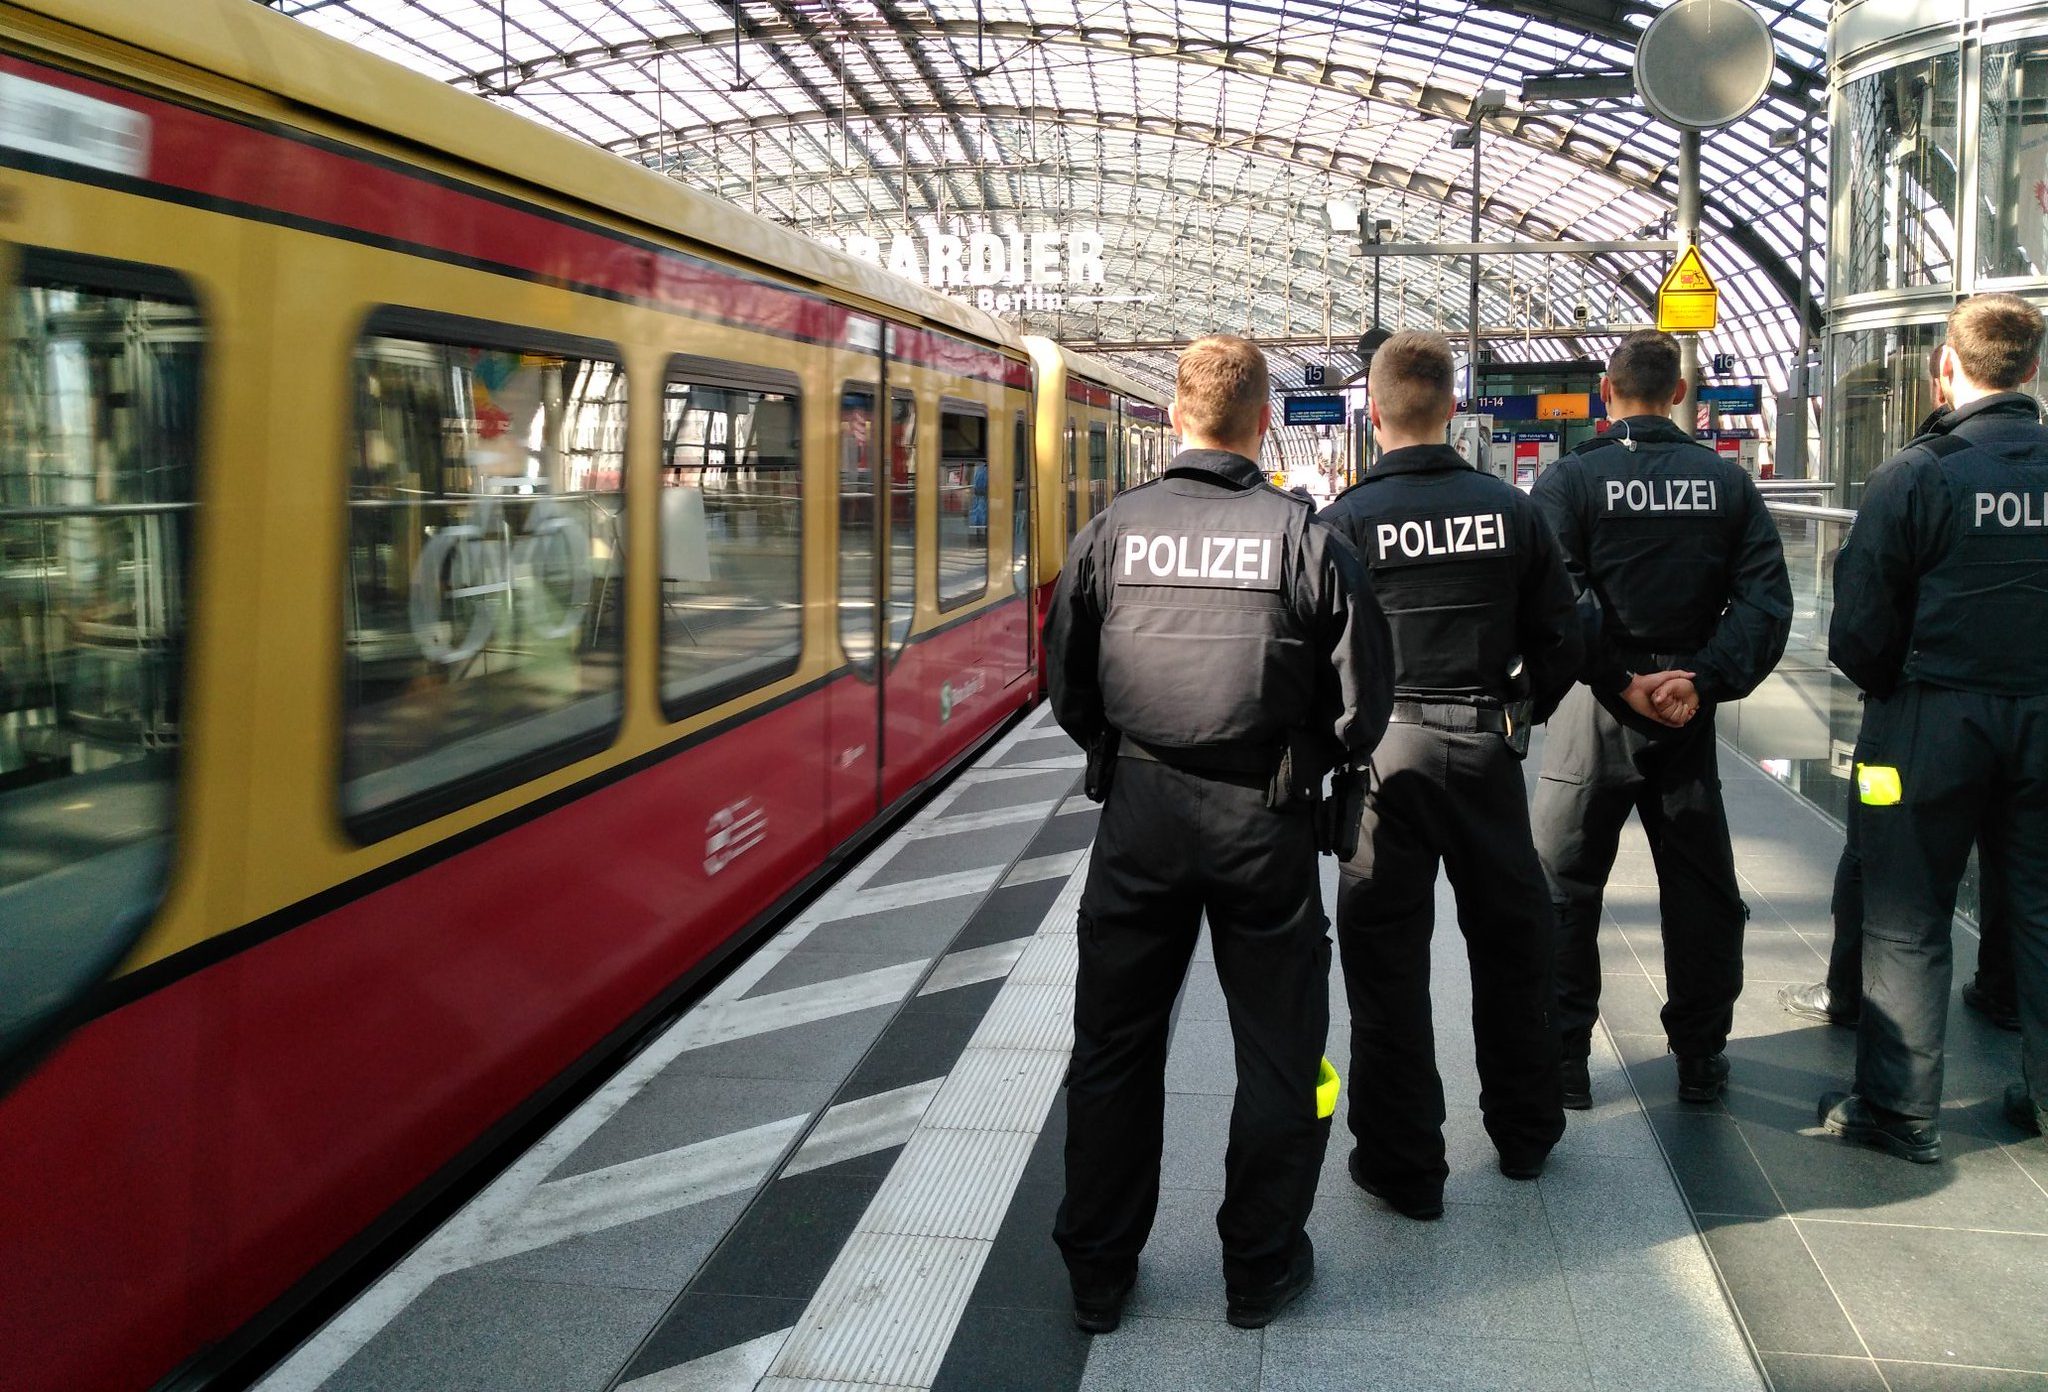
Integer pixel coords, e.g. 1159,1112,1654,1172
1054,756,1331,1293
1532,684,1747,1061
1337,720,1565,1194
1852,684,2048,1120
1826,795,2013,1011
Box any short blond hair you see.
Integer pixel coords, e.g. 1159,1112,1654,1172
1368,330,1457,434
1946,293,2045,391
1175,335,1269,442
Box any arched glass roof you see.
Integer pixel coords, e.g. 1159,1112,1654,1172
273,0,1830,462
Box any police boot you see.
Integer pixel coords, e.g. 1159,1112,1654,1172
1778,982,1857,1027
1819,1091,1942,1164
1347,1148,1443,1220
1070,1269,1136,1334
1964,978,2022,1032
1225,1234,1314,1329
2004,1084,2044,1138
1560,1057,1591,1111
1676,1052,1730,1104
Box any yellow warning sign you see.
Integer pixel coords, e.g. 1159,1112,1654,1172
1657,244,1719,333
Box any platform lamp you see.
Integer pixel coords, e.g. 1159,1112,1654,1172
1450,89,1510,413
1325,198,1398,481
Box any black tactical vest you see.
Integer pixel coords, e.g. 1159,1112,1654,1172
1906,418,2048,693
1094,459,1321,756
1328,452,1520,700
1574,430,1738,654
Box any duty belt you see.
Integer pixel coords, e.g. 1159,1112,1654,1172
1119,736,1278,777
1389,700,1510,734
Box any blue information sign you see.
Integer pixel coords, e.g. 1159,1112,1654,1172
1283,394,1346,426
1699,384,1762,413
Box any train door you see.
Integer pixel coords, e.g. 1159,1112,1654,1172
877,376,922,806
1011,409,1033,681
826,316,884,843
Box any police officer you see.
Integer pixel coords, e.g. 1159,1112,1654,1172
1819,293,2048,1161
1046,334,1393,1332
1317,331,1583,1217
1779,825,2017,1033
1530,330,1792,1109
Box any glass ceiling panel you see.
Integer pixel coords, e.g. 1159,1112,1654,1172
279,0,1829,401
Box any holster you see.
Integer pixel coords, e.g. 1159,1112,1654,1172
1502,655,1533,759
1502,698,1534,759
1084,730,1121,803
1264,728,1325,810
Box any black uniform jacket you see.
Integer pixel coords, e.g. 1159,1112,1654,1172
1831,392,2048,699
1319,444,1584,723
1045,448,1394,775
1531,415,1791,718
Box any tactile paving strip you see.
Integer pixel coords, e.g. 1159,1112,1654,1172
759,849,1088,1389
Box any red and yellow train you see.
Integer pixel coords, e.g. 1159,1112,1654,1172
0,2,1167,1387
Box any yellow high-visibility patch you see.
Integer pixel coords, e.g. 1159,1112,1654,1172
1857,764,1902,806
1316,1057,1341,1119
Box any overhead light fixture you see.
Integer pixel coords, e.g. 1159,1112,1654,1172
1469,87,1510,121
1450,125,1477,150
1519,70,1634,104
1324,196,1363,236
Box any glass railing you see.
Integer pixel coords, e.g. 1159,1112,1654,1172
1717,499,1982,919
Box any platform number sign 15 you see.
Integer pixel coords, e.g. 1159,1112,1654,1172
1304,364,1326,387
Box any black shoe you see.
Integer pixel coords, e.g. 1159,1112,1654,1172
1070,1269,1135,1334
1778,981,1858,1027
1964,980,2022,1032
1347,1147,1444,1219
1818,1091,1942,1164
1677,1052,1730,1104
2004,1084,2044,1137
1226,1236,1313,1329
1560,1057,1591,1111
1497,1146,1549,1181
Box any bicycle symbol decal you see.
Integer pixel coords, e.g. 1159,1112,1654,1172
409,485,594,665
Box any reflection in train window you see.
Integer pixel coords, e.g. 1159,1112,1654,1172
1012,412,1029,598
889,392,917,648
0,253,200,1011
938,402,987,610
343,315,625,837
839,385,877,670
1064,420,1078,541
660,365,802,717
1088,423,1110,515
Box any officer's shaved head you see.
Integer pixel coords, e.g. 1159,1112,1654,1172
1175,335,1270,445
1946,294,2045,391
1606,331,1684,404
1368,330,1457,436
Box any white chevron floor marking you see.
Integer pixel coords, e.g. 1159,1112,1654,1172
758,852,1088,1389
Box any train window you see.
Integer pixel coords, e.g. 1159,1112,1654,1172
839,385,877,670
0,250,202,1065
1088,424,1110,515
888,392,917,650
937,402,987,610
1073,415,1089,540
342,312,626,840
1011,412,1029,598
660,361,803,718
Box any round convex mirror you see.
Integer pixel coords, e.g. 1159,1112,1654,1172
1634,0,1776,132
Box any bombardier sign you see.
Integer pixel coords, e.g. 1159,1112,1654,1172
823,226,1108,314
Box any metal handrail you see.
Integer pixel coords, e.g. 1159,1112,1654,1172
1766,500,1856,524
0,502,196,519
